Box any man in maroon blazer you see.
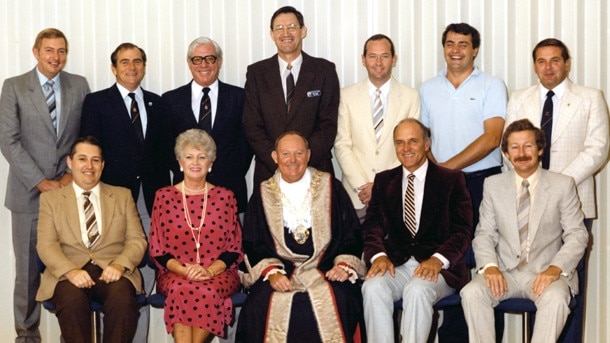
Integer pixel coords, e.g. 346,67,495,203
242,6,340,185
362,118,473,342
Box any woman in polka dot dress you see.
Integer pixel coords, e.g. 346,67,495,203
149,129,242,342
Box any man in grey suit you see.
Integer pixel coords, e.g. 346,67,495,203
0,28,90,342
505,38,609,342
460,119,589,343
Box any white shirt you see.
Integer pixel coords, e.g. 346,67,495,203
116,83,148,137
367,79,391,120
278,54,303,102
539,78,566,134
72,183,103,247
191,79,219,128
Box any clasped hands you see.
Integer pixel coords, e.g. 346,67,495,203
268,265,349,292
65,263,125,288
483,265,562,298
365,255,443,282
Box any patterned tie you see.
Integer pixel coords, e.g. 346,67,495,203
286,64,295,114
83,191,100,248
128,93,145,145
372,88,384,142
516,179,530,270
540,90,554,169
199,87,212,132
404,173,417,237
44,80,57,132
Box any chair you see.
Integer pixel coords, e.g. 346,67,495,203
146,255,247,342
36,255,148,343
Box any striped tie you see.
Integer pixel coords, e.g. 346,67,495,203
516,179,530,270
404,173,417,237
83,191,99,248
286,64,295,113
44,80,57,131
199,87,212,131
372,88,383,142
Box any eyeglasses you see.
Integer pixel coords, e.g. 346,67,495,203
273,24,300,33
190,55,218,65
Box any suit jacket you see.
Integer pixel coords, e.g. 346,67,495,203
162,80,253,212
473,169,588,292
505,80,609,218
80,84,172,215
0,68,90,213
36,182,147,301
242,52,340,185
362,162,473,289
335,78,421,209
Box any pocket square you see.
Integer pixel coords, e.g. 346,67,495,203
307,90,321,97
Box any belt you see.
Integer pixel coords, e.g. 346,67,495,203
463,166,502,179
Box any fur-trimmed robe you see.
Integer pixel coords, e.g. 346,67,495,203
237,169,365,343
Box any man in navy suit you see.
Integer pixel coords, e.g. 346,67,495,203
242,6,340,186
163,37,252,214
80,42,172,343
361,119,473,342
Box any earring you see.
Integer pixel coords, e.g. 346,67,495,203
208,167,212,173
180,167,184,172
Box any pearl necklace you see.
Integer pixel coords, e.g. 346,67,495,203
183,182,207,193
181,182,208,263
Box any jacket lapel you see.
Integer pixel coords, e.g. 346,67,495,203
552,80,582,145
262,57,288,122
26,69,56,136
98,183,116,248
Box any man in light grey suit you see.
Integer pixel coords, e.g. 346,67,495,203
334,34,420,220
0,28,90,342
504,38,609,342
460,119,589,343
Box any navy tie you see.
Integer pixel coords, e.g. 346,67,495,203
540,90,554,169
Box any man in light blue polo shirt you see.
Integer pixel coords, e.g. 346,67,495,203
420,22,507,342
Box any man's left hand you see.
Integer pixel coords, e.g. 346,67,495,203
99,263,125,283
532,265,562,297
413,257,442,282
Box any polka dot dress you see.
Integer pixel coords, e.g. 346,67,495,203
149,186,242,336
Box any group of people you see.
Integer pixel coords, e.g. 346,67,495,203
1,4,607,343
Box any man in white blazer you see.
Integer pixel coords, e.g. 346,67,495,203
334,34,420,219
0,28,90,342
461,119,588,343
504,38,609,342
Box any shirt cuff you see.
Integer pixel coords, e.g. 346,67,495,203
477,263,498,274
370,252,387,264
432,253,450,269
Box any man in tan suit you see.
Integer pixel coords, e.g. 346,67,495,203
335,34,420,219
461,119,588,343
36,136,147,343
505,38,609,343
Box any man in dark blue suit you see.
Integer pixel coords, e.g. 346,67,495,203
80,42,172,343
242,6,340,186
362,119,473,342
162,37,252,214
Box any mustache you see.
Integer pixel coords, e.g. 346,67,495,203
514,156,532,162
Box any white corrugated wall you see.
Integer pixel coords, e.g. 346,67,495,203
0,1,607,342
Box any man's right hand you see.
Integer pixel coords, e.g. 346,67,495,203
36,178,62,193
365,255,395,279
65,269,95,288
483,266,507,297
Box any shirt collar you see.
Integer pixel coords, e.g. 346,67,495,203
36,68,60,87
72,182,101,200
539,78,567,99
278,54,303,73
116,83,143,100
514,167,540,192
191,79,219,97
367,78,392,97
402,159,429,182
